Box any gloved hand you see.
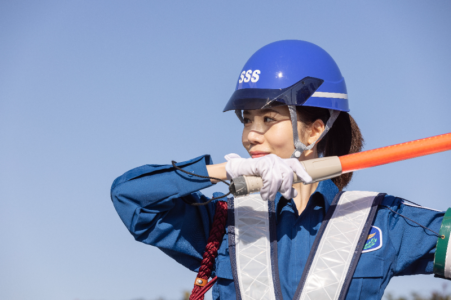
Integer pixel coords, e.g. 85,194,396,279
225,153,312,201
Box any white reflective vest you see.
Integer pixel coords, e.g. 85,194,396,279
228,191,385,300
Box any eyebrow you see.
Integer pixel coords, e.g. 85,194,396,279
243,108,281,115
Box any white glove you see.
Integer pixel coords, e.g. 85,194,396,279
225,153,312,201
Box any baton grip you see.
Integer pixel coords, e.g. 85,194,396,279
229,156,342,196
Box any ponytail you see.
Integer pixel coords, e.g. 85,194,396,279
296,107,364,191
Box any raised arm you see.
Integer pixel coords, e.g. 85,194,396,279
110,155,225,271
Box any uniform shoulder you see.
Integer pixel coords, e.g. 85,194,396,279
381,194,443,213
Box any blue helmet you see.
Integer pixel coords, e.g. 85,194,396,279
224,40,349,112
224,40,348,158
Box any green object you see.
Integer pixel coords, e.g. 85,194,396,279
433,208,451,278
364,238,378,250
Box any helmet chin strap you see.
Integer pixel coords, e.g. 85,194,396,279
288,105,340,158
236,107,340,158
235,109,244,123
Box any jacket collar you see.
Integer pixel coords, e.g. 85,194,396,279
275,179,339,214
314,179,339,212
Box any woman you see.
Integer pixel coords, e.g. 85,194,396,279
111,40,445,300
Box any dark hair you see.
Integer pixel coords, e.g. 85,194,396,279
296,106,364,191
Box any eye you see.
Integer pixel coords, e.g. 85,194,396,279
264,116,276,123
243,117,251,124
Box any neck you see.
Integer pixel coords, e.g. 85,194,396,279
292,181,319,215
293,147,319,215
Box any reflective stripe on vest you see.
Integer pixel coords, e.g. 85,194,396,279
228,191,385,300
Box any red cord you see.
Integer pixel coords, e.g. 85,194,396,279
189,201,228,300
190,276,218,300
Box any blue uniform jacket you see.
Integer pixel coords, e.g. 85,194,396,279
111,155,445,300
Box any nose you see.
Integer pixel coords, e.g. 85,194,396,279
247,129,265,145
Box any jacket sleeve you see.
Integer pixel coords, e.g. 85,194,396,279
382,196,445,276
110,154,220,272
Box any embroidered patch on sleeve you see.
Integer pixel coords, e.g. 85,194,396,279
362,226,383,253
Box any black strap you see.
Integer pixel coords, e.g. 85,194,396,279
171,160,232,206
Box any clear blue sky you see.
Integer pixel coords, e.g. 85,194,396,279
1,1,450,299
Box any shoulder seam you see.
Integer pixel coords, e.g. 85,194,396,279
401,200,443,212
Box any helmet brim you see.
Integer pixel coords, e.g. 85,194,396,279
223,77,324,112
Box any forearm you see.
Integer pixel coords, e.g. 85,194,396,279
206,162,228,183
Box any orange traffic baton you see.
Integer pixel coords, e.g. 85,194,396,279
230,133,451,196
339,132,451,173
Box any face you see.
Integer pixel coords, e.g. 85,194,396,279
242,106,304,159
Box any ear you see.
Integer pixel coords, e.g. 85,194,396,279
307,119,325,145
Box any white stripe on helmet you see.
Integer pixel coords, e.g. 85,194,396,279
311,92,348,99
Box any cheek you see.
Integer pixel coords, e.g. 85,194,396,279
265,122,294,158
242,128,250,148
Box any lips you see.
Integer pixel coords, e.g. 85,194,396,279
249,151,271,159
